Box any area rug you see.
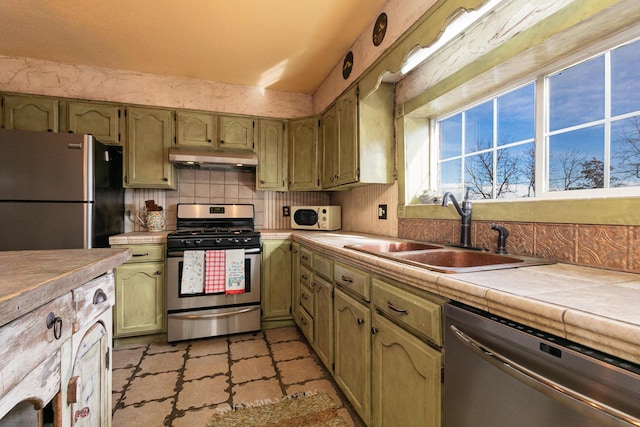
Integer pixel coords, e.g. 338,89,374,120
206,391,348,427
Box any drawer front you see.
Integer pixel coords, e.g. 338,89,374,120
371,278,442,346
114,244,164,262
0,292,73,399
313,253,333,281
300,283,314,316
334,262,370,301
300,246,313,268
300,265,313,288
72,272,115,333
297,307,314,342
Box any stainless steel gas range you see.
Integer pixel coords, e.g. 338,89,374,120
166,203,261,342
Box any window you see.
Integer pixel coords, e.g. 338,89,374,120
427,37,640,201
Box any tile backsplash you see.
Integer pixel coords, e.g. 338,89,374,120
125,169,329,232
398,218,640,274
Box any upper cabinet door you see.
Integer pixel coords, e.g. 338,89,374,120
3,95,58,132
175,110,216,148
257,119,287,191
125,107,175,189
288,117,320,191
321,105,338,188
336,85,358,186
67,101,121,145
219,115,255,151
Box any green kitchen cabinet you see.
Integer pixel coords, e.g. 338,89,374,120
321,104,338,188
67,101,122,145
288,117,320,191
372,312,442,427
334,287,372,425
112,244,166,337
312,273,334,372
124,106,175,188
219,114,255,151
291,242,301,321
261,239,292,322
2,94,58,132
257,119,287,191
335,85,358,187
321,83,394,189
175,110,216,148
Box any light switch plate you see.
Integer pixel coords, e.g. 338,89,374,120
378,204,387,220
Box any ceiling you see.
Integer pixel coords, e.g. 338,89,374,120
0,0,387,94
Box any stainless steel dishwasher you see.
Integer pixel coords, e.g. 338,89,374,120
444,302,640,427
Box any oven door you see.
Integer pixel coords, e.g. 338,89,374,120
166,248,261,311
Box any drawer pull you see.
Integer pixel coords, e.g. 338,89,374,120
46,312,63,340
387,301,409,315
132,253,149,257
93,289,107,305
341,275,354,283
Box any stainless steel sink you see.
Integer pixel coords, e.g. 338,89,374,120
344,240,553,273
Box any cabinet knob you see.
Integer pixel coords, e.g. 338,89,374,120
156,271,162,275
220,140,225,144
163,177,168,182
371,327,379,335
357,318,364,326
207,139,212,143
260,180,265,184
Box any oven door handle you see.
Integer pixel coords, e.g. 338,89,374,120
168,306,260,320
449,325,640,426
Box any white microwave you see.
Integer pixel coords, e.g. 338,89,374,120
291,206,341,231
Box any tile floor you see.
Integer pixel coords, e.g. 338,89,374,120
112,326,362,426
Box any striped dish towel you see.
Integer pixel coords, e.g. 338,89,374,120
205,250,226,293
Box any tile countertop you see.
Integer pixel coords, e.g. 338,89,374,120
286,230,640,365
109,231,172,245
0,248,132,327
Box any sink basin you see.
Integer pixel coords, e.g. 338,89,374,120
392,250,551,273
345,241,442,254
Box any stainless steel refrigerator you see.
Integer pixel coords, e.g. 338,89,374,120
0,128,124,250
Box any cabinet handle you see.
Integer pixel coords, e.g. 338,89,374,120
260,180,265,184
301,274,308,280
387,301,409,315
220,139,225,144
93,289,108,305
371,327,379,335
341,275,354,283
132,253,149,257
207,139,212,143
301,294,308,300
301,317,308,326
357,318,364,326
163,177,168,181
155,271,162,275
310,282,316,289
46,312,63,340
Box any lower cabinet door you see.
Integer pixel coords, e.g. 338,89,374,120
312,275,334,372
114,262,165,337
334,288,371,425
69,322,110,426
372,312,442,427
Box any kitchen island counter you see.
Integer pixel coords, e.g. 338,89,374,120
291,230,640,365
0,248,131,327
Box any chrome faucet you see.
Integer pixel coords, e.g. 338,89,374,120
442,188,473,248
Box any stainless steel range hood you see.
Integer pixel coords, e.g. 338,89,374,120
169,148,257,172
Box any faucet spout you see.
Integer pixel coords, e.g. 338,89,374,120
442,189,473,247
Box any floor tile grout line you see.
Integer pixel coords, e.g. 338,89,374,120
112,344,149,415
162,344,190,426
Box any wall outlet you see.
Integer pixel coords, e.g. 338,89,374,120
378,204,387,220
283,206,290,217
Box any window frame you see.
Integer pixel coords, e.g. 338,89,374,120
418,31,640,204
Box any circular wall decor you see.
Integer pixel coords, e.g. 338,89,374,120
342,51,354,80
372,12,387,46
